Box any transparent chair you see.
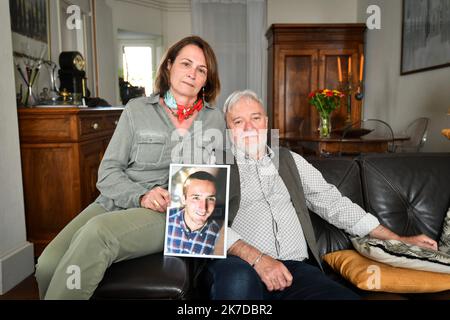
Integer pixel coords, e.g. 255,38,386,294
393,117,430,152
338,118,395,156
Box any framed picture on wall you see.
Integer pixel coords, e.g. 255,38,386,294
401,0,450,75
9,0,51,62
9,0,49,44
164,164,230,259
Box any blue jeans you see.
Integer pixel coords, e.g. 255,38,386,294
205,255,360,300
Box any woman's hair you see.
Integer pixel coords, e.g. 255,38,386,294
154,36,220,105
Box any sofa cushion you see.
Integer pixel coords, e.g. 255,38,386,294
306,157,364,257
323,250,450,293
358,153,450,239
351,236,450,274
307,156,365,208
439,208,450,254
92,254,192,299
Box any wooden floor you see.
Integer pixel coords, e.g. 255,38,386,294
0,274,39,300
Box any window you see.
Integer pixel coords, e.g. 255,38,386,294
122,46,152,96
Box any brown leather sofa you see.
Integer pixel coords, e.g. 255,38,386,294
92,153,450,300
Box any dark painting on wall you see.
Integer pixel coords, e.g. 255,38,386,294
9,0,48,43
401,0,450,75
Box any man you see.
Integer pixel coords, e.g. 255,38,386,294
165,171,220,255
205,90,437,300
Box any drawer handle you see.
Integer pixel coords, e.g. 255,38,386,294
91,122,99,130
114,120,118,126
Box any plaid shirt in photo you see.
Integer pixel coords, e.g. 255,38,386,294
166,208,220,255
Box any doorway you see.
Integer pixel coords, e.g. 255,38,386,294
117,29,162,105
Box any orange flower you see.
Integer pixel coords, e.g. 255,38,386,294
308,88,343,116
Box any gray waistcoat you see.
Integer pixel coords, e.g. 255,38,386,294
224,147,323,270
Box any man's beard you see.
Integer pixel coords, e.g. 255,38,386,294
234,130,268,159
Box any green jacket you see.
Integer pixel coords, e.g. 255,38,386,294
95,94,226,211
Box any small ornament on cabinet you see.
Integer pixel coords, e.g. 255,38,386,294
355,53,365,101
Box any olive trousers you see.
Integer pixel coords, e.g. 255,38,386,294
35,203,165,300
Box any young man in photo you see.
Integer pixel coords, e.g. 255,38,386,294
166,171,220,255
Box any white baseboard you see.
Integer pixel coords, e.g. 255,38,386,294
0,242,34,295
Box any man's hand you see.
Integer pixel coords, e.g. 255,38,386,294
369,225,438,250
253,255,293,292
400,234,438,251
140,187,170,213
228,240,293,292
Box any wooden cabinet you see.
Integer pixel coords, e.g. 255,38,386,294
266,24,366,136
17,107,124,256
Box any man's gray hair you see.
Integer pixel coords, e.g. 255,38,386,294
223,89,264,117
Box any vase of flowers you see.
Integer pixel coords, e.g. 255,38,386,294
308,89,344,138
318,112,332,138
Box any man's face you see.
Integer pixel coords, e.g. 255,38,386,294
183,179,217,231
226,97,268,158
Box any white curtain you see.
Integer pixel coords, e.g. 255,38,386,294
192,0,267,110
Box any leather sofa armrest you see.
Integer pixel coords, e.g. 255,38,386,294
92,253,193,300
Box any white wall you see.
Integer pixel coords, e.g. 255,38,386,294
267,0,359,26
94,0,118,105
107,0,192,51
107,0,163,104
106,0,191,103
0,1,34,295
163,10,192,48
108,0,163,37
357,0,450,152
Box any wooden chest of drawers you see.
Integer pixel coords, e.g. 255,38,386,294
18,107,124,256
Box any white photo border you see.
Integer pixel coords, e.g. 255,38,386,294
163,163,230,259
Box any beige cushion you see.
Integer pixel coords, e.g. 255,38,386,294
351,236,450,274
439,208,450,254
323,250,450,293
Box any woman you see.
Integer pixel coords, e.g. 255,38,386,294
35,36,225,300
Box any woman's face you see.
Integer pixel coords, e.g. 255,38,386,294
168,44,208,100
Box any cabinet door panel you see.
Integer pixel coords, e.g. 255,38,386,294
79,141,103,208
18,108,124,256
103,137,111,154
20,144,80,255
277,48,318,135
